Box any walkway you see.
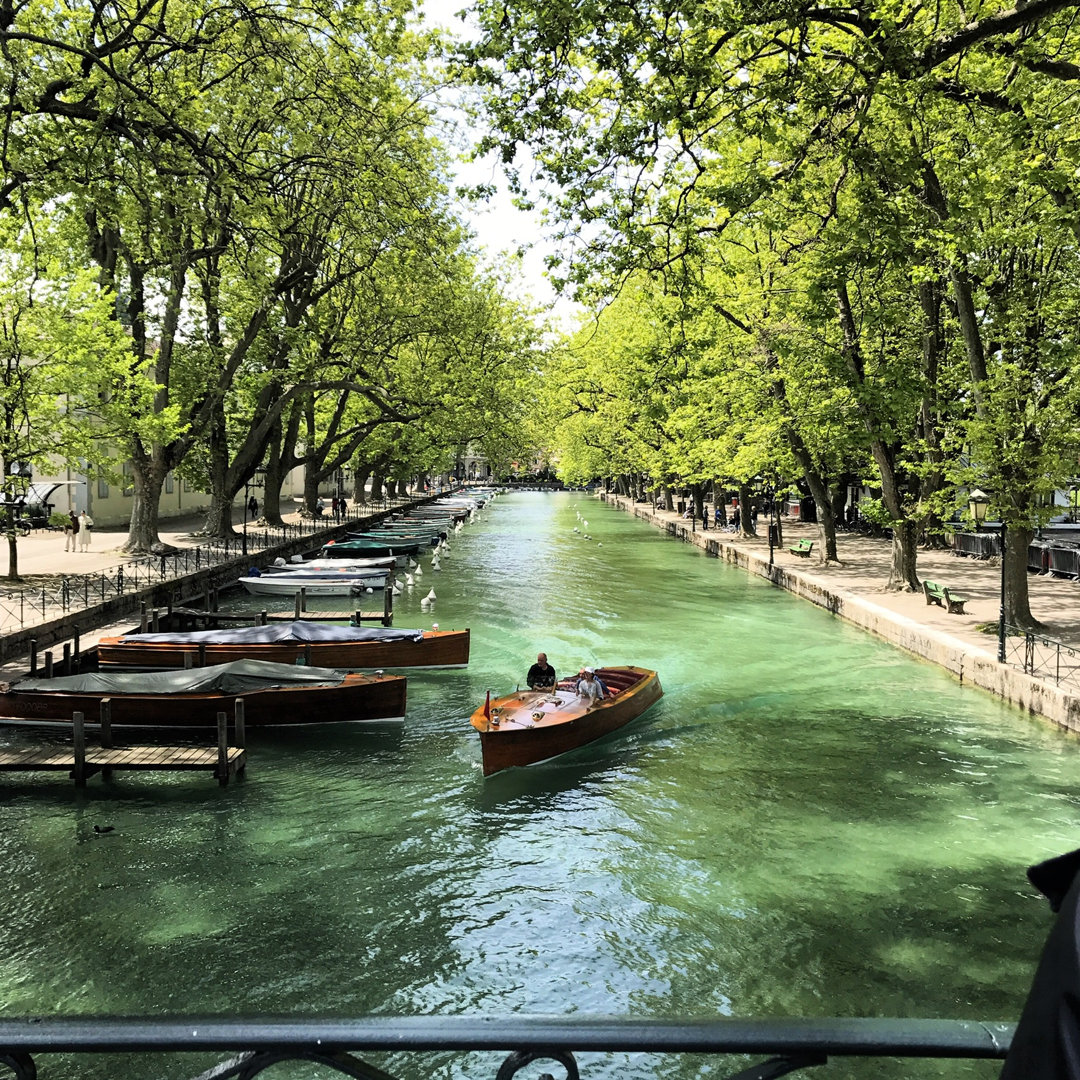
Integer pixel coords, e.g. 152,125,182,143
605,496,1080,735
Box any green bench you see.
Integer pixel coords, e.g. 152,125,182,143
788,539,814,557
923,580,968,614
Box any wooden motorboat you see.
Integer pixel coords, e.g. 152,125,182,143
96,622,471,671
470,666,663,776
0,659,407,730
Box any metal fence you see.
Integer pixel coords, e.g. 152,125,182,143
1003,624,1080,694
0,498,413,635
0,1015,1015,1080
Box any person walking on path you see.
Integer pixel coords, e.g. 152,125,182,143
64,511,78,552
248,495,258,520
77,510,93,551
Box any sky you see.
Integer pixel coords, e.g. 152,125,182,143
420,0,583,331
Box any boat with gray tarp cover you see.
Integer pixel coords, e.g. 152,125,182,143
95,621,471,671
0,659,407,729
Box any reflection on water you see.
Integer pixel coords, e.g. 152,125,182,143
1,492,1074,1079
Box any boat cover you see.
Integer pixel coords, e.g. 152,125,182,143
117,622,425,645
13,659,351,695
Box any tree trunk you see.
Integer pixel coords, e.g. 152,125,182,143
737,483,753,536
1004,525,1040,630
123,463,169,553
202,401,235,538
396,478,409,498
5,528,19,581
354,465,372,504
889,518,920,592
370,472,385,503
261,428,286,527
202,487,238,538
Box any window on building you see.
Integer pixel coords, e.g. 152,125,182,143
122,462,133,497
97,476,109,499
165,472,174,494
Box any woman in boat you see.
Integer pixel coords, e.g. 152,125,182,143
576,667,605,704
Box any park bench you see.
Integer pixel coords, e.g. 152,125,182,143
789,539,814,557
923,580,969,615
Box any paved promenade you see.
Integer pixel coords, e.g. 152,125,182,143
604,495,1080,734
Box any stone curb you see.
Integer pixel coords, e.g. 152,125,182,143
603,495,1080,736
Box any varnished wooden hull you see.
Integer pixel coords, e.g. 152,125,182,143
96,629,470,671
470,666,662,776
0,673,407,730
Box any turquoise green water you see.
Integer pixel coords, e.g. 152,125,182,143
1,491,1077,1079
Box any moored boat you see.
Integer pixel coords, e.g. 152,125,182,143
0,659,407,730
470,666,663,776
96,621,471,671
320,538,426,558
238,567,392,596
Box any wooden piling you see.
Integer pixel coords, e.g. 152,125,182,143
294,593,302,620
183,652,194,670
29,639,37,676
62,643,71,675
73,630,80,671
151,608,160,632
234,699,246,749
140,601,148,633
73,711,86,788
44,651,53,679
197,643,206,668
216,712,228,786
100,698,113,780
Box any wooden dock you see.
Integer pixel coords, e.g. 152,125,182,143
0,709,246,787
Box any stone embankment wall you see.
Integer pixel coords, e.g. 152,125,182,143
603,495,1080,736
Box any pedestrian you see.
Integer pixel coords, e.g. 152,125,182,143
247,495,258,520
77,510,93,551
63,512,76,552
331,495,340,520
339,495,348,518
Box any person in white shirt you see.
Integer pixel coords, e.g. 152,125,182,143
77,511,93,550
576,667,605,705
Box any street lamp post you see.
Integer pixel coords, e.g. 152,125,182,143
242,469,265,558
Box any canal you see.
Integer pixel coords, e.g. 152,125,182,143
1,491,1076,1079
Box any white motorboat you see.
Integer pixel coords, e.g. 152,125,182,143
238,567,392,596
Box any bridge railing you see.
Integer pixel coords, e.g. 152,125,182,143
0,1015,1015,1080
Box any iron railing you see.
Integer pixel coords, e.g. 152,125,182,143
0,496,417,634
1002,623,1080,694
0,1015,1015,1080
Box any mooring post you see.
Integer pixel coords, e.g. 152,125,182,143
62,643,71,675
73,630,80,670
197,643,207,668
151,608,160,632
383,585,393,626
183,651,194,670
294,592,302,620
234,699,246,749
99,698,113,748
29,638,37,676
44,651,53,679
72,711,86,788
216,711,229,786
304,643,312,666
140,601,148,633
259,610,268,626
100,698,113,781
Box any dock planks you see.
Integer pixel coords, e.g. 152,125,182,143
0,744,246,782
0,708,246,787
